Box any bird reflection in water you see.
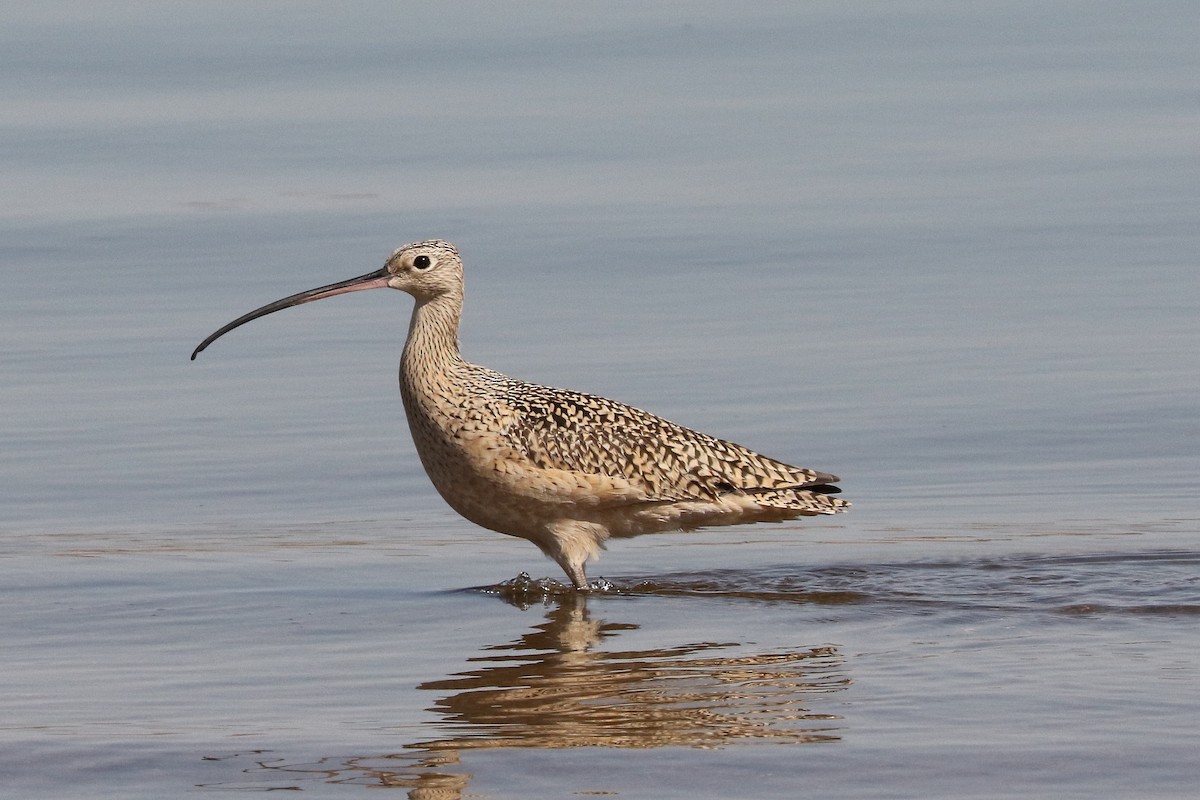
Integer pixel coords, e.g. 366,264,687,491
202,588,849,797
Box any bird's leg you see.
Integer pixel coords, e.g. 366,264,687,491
543,520,605,591
561,560,590,591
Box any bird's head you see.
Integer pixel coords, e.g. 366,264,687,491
382,239,463,302
190,239,463,360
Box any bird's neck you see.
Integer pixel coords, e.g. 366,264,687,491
400,292,467,397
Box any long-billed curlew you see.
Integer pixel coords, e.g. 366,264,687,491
192,240,848,588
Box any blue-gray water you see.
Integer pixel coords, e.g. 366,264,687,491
2,2,1198,798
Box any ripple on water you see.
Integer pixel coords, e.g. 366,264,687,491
190,548,1199,793
477,549,1200,618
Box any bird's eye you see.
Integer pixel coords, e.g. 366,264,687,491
413,254,432,270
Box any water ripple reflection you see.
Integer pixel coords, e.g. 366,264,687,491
198,549,1198,795
416,593,847,750
202,593,847,795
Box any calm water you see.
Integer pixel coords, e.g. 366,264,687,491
2,2,1198,798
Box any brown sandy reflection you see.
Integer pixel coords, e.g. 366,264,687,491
415,591,847,750
201,591,848,796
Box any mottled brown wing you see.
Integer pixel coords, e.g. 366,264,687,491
494,377,838,504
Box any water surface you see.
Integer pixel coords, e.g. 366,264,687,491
2,2,1198,798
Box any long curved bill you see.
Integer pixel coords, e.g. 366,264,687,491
191,267,391,360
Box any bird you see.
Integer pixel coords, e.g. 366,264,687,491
192,240,848,589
